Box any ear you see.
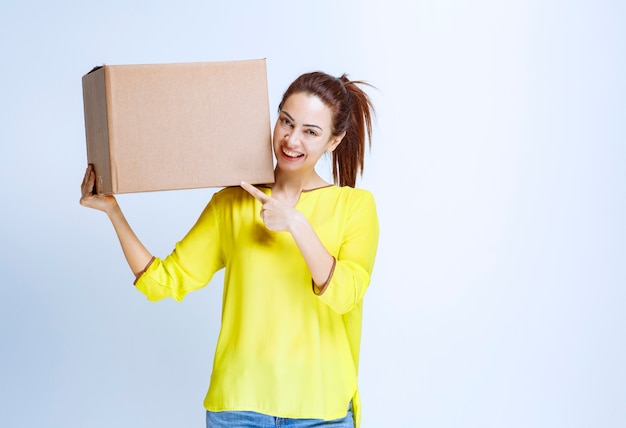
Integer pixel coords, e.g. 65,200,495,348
327,131,346,153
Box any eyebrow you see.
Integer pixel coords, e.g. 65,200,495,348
280,110,324,132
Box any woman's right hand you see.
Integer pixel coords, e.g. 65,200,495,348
80,164,118,213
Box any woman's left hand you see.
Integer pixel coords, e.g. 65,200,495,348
241,181,336,288
240,181,300,232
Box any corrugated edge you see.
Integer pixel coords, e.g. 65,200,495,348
258,58,275,184
82,66,113,195
104,66,118,194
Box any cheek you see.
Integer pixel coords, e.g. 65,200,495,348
272,130,285,154
273,126,285,143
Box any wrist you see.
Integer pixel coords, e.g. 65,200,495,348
286,209,307,235
105,200,122,218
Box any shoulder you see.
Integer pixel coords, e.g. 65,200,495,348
331,187,378,231
308,186,376,215
200,187,251,216
211,185,263,204
213,185,246,199
346,186,375,200
329,185,376,205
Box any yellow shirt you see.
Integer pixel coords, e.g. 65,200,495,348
135,185,379,427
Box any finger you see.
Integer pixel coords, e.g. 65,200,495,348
82,164,95,188
82,169,96,196
240,181,271,204
81,165,90,187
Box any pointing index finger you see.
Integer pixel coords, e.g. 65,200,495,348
240,181,271,204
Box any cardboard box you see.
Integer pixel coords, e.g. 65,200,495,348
82,59,275,194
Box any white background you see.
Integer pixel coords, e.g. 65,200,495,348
1,1,624,427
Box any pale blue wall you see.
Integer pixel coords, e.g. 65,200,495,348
1,1,624,427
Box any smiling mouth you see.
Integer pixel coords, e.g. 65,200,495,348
282,148,304,158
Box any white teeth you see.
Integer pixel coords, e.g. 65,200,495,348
283,148,303,158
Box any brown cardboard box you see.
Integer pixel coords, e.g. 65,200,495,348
82,59,275,194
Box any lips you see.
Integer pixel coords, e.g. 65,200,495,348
282,147,304,159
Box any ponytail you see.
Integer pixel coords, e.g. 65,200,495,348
278,72,375,187
333,75,374,187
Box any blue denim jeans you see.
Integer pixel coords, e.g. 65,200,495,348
206,403,354,427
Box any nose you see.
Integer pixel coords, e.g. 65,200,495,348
284,130,298,147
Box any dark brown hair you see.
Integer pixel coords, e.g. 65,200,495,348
278,72,375,187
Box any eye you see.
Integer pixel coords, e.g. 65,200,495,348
280,117,293,127
305,129,318,137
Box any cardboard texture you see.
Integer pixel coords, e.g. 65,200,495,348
82,59,274,194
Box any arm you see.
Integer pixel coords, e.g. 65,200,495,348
286,211,336,293
80,165,153,276
240,182,379,305
240,181,334,289
315,191,379,313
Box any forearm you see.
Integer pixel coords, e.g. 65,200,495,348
107,204,153,276
288,212,335,291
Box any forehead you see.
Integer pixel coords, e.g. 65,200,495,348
281,92,333,127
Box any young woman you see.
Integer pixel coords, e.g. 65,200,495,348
80,71,379,428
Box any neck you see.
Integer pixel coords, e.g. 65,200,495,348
272,168,329,197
